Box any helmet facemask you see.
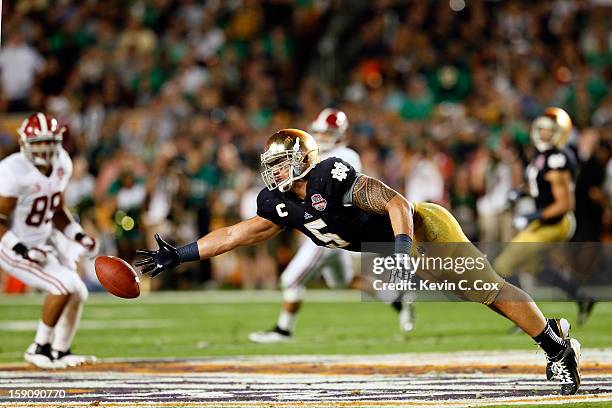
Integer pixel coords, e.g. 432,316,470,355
18,113,64,168
531,116,560,152
261,132,318,192
530,107,572,152
261,149,307,192
21,136,63,167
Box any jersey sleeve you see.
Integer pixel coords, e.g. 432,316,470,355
546,149,575,174
343,149,363,173
61,149,73,180
256,188,288,227
57,148,73,190
310,157,359,205
0,157,22,197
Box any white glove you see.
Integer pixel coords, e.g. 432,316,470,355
22,246,49,266
512,216,529,231
512,212,541,231
75,232,98,258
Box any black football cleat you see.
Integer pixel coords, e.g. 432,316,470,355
546,336,581,395
546,318,571,380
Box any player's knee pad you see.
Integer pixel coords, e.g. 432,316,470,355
282,286,305,303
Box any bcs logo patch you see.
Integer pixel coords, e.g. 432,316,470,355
311,194,327,211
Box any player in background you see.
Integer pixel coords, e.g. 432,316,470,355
249,109,413,344
137,129,582,395
495,107,595,327
0,113,97,368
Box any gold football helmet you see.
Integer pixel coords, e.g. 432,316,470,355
261,129,320,192
530,107,572,152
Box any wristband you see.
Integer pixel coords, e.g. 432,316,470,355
394,234,412,255
64,222,84,240
1,230,21,249
176,242,200,263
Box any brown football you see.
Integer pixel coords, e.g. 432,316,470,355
95,256,140,299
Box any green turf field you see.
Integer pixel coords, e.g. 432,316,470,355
0,290,610,363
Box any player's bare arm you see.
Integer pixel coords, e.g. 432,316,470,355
352,175,414,248
51,194,97,255
541,169,574,219
51,194,75,232
197,216,281,259
136,216,281,277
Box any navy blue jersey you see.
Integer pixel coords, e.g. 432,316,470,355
526,147,577,223
257,158,394,252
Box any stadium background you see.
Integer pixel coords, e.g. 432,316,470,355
1,0,610,293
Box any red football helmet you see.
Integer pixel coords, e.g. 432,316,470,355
18,112,65,167
308,108,349,152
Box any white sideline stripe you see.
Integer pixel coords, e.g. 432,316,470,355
96,348,612,366
0,319,177,331
0,290,361,305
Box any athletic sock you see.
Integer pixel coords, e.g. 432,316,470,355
391,300,402,312
277,310,296,333
52,298,84,353
533,320,566,357
34,321,53,345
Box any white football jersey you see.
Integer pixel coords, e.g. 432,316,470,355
0,148,72,246
321,145,362,172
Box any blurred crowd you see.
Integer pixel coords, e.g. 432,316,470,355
0,0,610,289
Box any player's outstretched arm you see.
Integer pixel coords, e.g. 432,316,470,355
136,216,281,277
197,215,282,258
351,175,414,252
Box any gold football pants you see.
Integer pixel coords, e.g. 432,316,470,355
494,213,575,279
412,202,505,304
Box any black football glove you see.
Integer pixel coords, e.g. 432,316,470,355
135,234,180,277
12,243,48,266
